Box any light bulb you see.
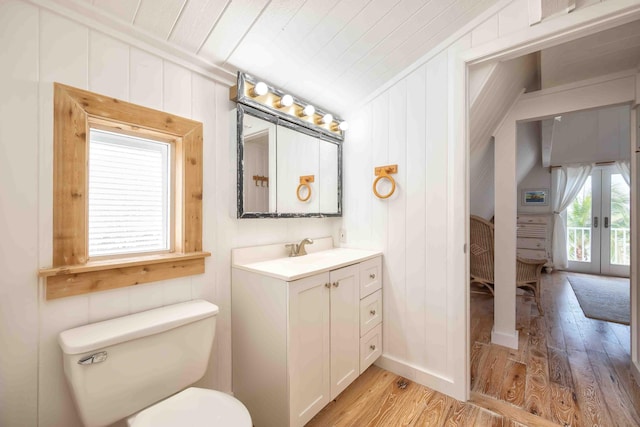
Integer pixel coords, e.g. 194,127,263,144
321,113,333,124
338,121,349,131
302,104,315,117
252,81,268,97
279,94,293,107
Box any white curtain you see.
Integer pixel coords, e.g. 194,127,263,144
615,160,631,186
551,164,593,269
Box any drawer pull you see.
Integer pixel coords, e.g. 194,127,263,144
324,283,330,288
369,344,376,351
370,309,376,316
369,273,376,279
332,281,339,287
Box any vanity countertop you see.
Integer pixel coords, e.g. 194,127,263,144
233,247,382,281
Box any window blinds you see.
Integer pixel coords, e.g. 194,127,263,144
88,129,171,258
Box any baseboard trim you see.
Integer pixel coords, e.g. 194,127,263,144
491,327,519,349
631,359,640,386
374,354,465,401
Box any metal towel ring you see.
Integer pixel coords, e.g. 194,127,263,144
373,174,396,199
296,175,314,202
373,164,398,199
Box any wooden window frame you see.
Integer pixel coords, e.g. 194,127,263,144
39,83,209,300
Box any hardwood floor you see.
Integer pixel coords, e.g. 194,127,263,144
307,272,640,426
471,271,640,426
307,365,506,426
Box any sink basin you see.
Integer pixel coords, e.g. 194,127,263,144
234,247,382,281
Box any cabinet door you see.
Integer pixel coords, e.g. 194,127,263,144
329,264,360,399
289,272,331,427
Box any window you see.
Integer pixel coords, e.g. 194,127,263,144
39,83,209,300
88,129,172,257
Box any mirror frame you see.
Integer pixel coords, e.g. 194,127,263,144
237,104,342,218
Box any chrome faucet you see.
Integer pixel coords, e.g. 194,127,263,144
285,238,314,257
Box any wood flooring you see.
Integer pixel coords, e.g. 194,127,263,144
307,272,640,426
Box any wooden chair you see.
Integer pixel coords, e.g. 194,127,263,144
470,215,546,314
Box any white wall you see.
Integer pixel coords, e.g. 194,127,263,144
343,0,538,399
342,0,618,399
0,2,339,426
515,121,553,214
518,164,553,214
469,53,538,219
549,104,631,165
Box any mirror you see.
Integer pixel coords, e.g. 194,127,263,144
237,105,342,218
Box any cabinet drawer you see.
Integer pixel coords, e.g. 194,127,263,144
516,223,546,238
360,323,382,374
360,290,382,337
359,257,381,298
517,215,549,224
517,237,545,250
516,248,547,260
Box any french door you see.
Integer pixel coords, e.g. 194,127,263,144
566,166,630,277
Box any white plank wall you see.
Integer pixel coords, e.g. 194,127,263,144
1,0,626,423
343,42,466,395
0,2,339,426
0,2,39,426
342,0,543,399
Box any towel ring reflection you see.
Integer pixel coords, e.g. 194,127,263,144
296,175,314,202
373,164,398,199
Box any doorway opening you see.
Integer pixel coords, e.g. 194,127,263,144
466,13,640,424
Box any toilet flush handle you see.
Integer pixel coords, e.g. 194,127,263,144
78,351,108,365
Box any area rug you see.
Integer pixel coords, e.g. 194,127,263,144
567,275,630,325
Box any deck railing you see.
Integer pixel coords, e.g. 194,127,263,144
610,227,630,265
568,226,590,262
567,226,630,265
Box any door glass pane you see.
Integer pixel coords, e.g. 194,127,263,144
567,176,592,262
610,173,630,266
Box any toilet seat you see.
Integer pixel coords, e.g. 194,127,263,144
128,387,252,427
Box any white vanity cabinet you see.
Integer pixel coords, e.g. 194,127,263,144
231,244,382,427
289,264,359,426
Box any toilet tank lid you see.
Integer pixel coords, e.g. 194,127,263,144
59,300,219,355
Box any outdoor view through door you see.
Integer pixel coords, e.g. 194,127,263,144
567,165,630,276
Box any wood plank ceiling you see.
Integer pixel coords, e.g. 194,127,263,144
541,19,640,89
65,0,500,114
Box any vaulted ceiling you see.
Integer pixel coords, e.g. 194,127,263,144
59,0,501,114
541,18,640,89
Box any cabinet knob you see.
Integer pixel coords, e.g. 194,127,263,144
370,309,376,316
324,283,330,288
369,345,376,351
369,273,376,279
332,282,339,287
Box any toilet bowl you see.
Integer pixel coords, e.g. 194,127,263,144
127,387,251,427
58,300,251,427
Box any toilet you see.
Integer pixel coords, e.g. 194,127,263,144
58,300,251,427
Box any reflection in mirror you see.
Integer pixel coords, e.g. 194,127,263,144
276,124,320,214
319,141,339,213
242,114,276,213
237,104,341,218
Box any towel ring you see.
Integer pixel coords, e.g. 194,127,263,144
296,175,314,202
373,174,396,199
373,164,398,199
296,183,311,202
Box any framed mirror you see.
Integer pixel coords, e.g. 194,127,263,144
236,104,342,218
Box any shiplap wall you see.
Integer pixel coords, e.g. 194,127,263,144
0,2,339,426
0,0,618,424
341,0,608,399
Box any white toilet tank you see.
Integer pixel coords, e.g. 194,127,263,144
58,299,218,427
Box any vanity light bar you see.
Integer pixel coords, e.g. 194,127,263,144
229,72,346,141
